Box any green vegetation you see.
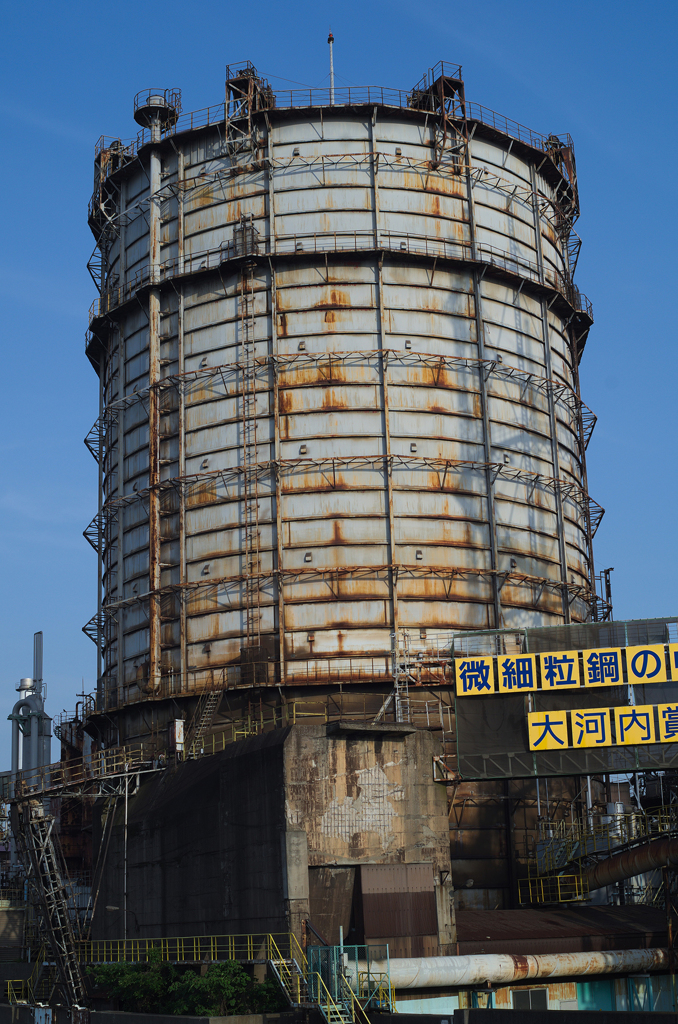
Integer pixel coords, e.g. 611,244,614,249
88,951,286,1016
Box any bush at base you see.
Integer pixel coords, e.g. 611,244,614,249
88,952,287,1016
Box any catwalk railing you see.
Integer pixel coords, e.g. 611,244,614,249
93,93,574,181
10,693,454,796
536,807,678,875
88,230,592,326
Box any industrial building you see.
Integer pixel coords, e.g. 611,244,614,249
4,57,678,1018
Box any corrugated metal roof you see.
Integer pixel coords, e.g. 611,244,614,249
456,906,666,955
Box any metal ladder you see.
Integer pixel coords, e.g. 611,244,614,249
12,799,86,1007
239,257,262,650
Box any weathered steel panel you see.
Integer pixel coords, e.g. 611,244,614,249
92,92,594,708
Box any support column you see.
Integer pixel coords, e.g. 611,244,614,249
530,164,570,623
370,110,399,661
465,146,501,628
268,119,286,686
116,178,127,703
148,145,162,693
177,146,187,692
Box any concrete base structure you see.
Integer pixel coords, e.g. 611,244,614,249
93,723,454,952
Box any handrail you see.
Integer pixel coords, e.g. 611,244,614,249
7,943,47,1003
9,744,161,799
340,973,372,1024
88,230,591,327
93,92,574,181
79,931,294,963
269,933,351,1023
519,872,588,904
536,807,678,873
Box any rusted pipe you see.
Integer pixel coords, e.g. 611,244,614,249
584,836,678,891
365,948,668,989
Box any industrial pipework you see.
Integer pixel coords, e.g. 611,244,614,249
584,836,678,891
369,947,668,988
8,632,52,777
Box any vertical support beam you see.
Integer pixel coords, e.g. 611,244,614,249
570,349,597,619
268,118,286,686
148,147,162,693
96,364,104,698
464,140,501,628
116,179,127,706
531,164,570,623
370,110,399,663
177,145,187,692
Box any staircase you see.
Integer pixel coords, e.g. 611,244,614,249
12,800,86,1007
267,937,362,1024
268,956,312,1008
185,691,222,757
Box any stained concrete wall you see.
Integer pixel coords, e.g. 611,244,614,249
92,724,453,947
93,731,290,938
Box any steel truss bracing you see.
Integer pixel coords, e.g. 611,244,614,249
84,349,597,464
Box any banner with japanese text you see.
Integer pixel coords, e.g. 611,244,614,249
455,644,678,696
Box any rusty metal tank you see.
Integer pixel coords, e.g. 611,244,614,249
84,62,598,738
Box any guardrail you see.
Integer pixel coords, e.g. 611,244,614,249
536,807,678,873
519,872,589,904
78,931,293,963
88,230,590,326
94,93,573,178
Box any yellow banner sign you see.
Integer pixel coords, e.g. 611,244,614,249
456,644,678,696
528,703,678,751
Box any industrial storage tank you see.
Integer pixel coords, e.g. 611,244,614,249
84,62,598,744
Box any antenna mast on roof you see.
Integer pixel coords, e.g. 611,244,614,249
328,30,335,104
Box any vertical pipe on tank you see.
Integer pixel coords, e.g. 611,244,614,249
148,138,162,693
178,145,187,692
267,116,287,686
30,713,39,772
463,139,501,628
530,164,570,624
328,33,335,106
117,178,127,703
369,109,399,665
96,351,104,699
11,716,20,775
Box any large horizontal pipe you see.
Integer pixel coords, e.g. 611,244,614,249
365,948,668,989
585,837,678,891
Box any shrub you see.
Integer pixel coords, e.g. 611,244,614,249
88,950,286,1015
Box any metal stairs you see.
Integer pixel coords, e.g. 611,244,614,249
12,799,86,1007
185,691,222,756
268,955,355,1024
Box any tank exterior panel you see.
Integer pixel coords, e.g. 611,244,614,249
86,65,597,730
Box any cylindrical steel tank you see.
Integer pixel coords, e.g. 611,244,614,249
84,61,597,742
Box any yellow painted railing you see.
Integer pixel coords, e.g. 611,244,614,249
79,930,382,1024
78,932,294,964
269,933,351,1022
7,944,46,1004
358,971,396,1012
519,872,589,904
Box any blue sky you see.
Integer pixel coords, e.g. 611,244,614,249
0,0,676,736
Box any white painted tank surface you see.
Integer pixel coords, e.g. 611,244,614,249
85,62,597,719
